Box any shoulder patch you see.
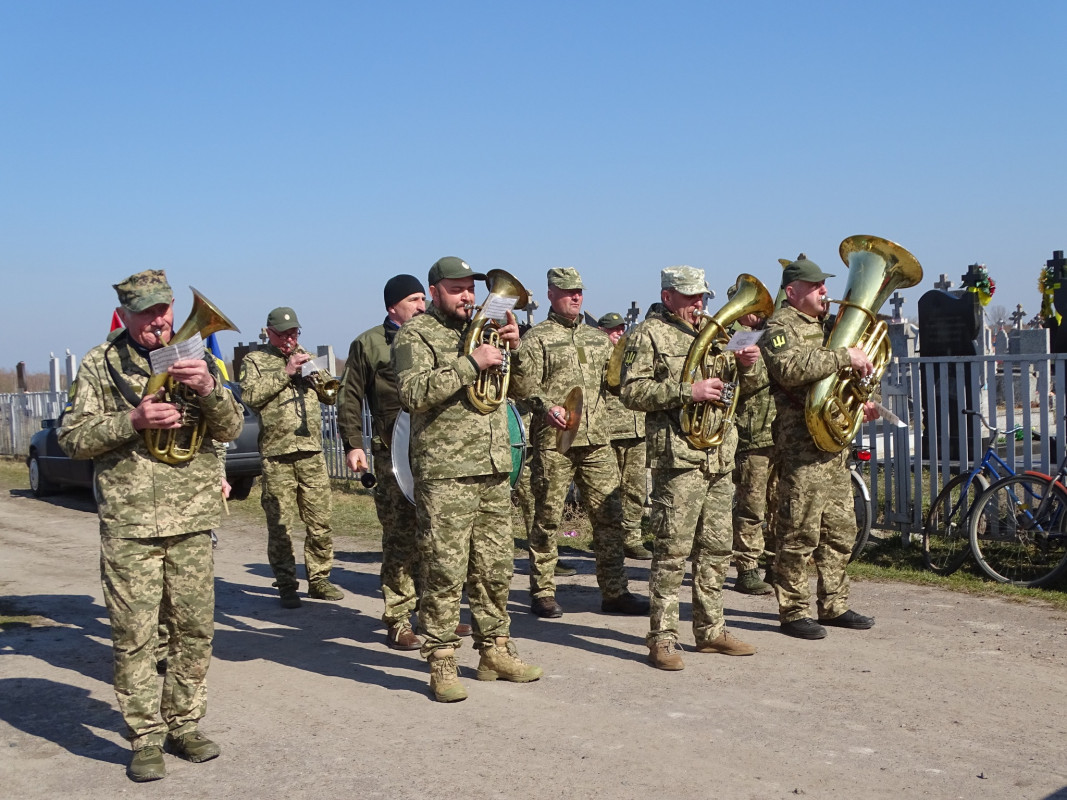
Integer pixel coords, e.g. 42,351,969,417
767,333,787,352
623,349,636,366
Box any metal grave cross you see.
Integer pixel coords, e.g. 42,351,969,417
624,301,641,328
1010,304,1027,330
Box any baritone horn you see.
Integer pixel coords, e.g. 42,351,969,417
679,274,774,449
804,235,923,453
143,287,240,464
462,269,530,414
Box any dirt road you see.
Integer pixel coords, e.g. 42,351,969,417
1,486,1065,799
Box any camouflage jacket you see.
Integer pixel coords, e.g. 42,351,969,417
511,311,613,451
620,311,756,473
603,387,645,441
760,303,850,449
57,331,243,539
392,303,511,480
734,356,775,453
337,318,403,454
239,346,323,459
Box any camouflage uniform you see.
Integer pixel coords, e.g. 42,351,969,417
239,347,335,592
621,309,755,645
761,303,856,623
58,294,242,750
337,319,419,626
604,384,648,552
393,303,515,656
511,310,629,603
732,357,776,573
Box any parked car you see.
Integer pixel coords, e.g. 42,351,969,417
26,382,262,501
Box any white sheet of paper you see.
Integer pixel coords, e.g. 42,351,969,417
725,330,763,351
149,334,204,373
301,356,328,378
481,293,518,320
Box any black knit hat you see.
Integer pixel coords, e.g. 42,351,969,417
384,274,426,309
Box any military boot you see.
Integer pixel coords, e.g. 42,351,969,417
647,638,685,671
308,580,344,600
735,569,773,595
475,637,543,683
127,745,166,782
428,648,468,703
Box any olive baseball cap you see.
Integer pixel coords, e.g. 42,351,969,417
781,254,834,288
113,269,173,313
597,311,625,329
427,256,487,286
661,265,708,296
267,307,301,332
547,267,584,290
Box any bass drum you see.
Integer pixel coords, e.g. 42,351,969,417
391,402,528,505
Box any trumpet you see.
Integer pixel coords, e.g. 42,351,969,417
293,346,340,405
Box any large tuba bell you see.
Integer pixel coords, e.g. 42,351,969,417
679,274,774,449
804,235,923,452
143,287,240,464
462,269,530,414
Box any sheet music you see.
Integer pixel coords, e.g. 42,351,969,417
148,334,204,373
481,293,518,320
301,356,329,378
724,330,763,351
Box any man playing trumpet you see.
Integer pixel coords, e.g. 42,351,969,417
239,307,343,608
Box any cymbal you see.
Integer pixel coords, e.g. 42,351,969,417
556,386,583,455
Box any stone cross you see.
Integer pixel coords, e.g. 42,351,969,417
624,301,641,328
890,292,905,321
1010,304,1027,330
524,299,539,327
1047,250,1066,277
934,274,953,291
259,327,269,345
962,263,985,285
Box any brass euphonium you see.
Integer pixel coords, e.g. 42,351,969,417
679,274,774,449
462,269,530,414
143,287,240,464
293,346,340,405
804,235,923,452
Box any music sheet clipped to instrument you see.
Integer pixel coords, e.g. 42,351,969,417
149,334,204,373
481,293,518,320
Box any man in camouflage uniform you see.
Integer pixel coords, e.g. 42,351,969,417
59,270,243,781
239,307,343,608
511,268,648,619
598,311,653,561
393,256,541,702
621,266,759,670
760,256,878,639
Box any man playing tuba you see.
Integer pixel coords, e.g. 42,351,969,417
760,255,879,640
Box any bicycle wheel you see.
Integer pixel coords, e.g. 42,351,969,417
968,474,1067,587
849,469,872,563
923,472,989,575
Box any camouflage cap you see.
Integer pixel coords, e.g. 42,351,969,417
427,256,487,286
547,267,584,290
267,306,301,332
113,269,173,313
781,254,834,288
597,311,625,329
661,265,708,296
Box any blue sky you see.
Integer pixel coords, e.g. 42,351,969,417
3,1,1064,369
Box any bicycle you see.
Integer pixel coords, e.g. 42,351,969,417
967,443,1067,587
922,410,1022,576
849,446,873,563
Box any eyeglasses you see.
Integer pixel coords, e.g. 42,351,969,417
269,327,300,339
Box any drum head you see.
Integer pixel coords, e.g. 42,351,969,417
506,400,527,488
390,410,415,505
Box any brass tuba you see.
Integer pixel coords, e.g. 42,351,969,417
462,269,530,414
679,274,774,449
293,346,340,405
804,235,923,452
143,287,240,464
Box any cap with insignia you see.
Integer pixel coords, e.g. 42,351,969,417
781,253,835,288
427,256,487,286
547,267,584,290
597,311,625,329
113,269,173,313
660,265,708,296
267,307,301,332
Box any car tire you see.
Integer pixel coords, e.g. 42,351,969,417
28,453,58,498
228,476,255,501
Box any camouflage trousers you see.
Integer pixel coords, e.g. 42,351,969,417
773,447,853,623
513,462,535,541
372,444,419,626
529,444,628,601
612,437,648,550
100,530,214,749
415,473,513,658
261,451,335,590
732,446,774,572
647,467,733,645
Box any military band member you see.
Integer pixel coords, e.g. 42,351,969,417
511,268,648,619
239,308,344,608
59,270,243,781
393,256,541,702
760,256,878,639
621,266,759,670
598,311,653,561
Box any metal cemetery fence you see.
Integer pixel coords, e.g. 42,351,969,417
5,352,1065,541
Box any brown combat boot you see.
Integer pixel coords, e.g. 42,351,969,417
428,648,467,703
694,629,757,656
647,638,685,670
475,637,543,682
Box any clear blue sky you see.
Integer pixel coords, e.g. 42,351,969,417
3,1,1064,369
